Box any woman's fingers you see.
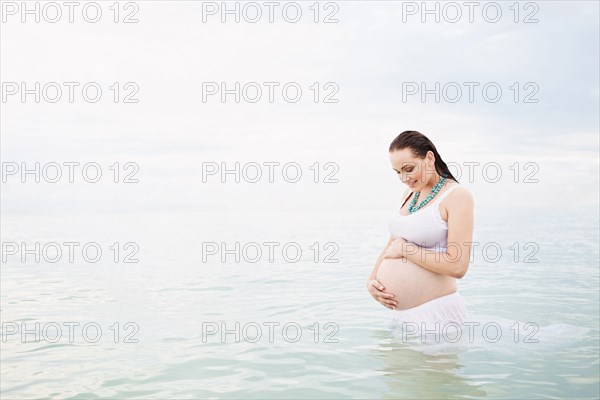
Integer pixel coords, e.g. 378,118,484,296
378,297,398,308
368,281,398,307
382,300,397,309
369,280,385,291
370,279,385,291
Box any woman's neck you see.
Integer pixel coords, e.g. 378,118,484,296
418,175,443,194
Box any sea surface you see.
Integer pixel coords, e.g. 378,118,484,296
1,206,598,399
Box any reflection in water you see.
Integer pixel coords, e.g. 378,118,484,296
371,328,488,399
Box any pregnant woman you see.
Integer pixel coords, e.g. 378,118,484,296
366,130,475,331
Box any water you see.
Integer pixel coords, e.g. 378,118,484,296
1,207,598,399
2,0,598,397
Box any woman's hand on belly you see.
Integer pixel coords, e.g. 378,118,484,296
383,237,407,259
376,257,457,310
366,279,398,309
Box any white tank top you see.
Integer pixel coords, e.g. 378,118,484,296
388,184,461,252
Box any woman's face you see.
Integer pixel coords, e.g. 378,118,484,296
389,148,436,191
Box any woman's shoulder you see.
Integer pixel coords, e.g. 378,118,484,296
446,183,474,204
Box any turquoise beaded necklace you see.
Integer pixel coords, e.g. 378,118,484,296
408,176,448,214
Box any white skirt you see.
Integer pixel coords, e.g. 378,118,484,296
390,291,468,343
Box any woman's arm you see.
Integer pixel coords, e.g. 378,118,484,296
366,236,394,283
367,187,409,282
400,187,474,279
366,236,398,309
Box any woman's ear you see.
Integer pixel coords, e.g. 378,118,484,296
426,151,435,166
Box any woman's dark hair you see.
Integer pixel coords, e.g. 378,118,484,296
389,130,458,183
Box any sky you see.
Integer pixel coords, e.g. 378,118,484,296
1,0,599,216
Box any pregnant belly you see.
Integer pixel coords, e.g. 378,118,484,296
376,256,457,310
